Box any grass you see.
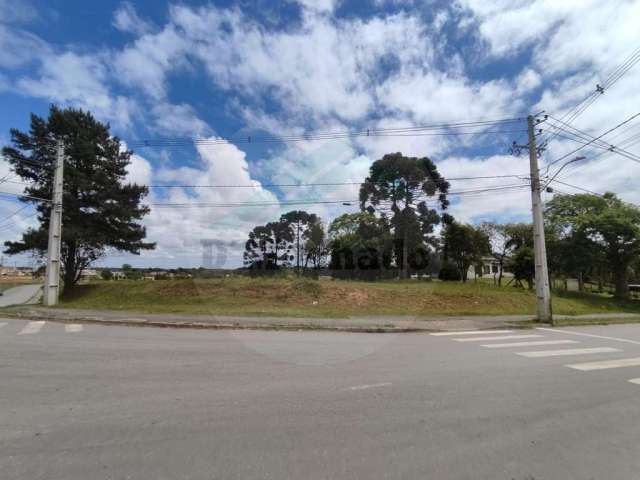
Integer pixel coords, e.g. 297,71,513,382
57,276,640,318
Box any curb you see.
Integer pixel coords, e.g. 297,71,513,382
0,311,429,334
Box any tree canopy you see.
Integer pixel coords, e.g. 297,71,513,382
546,192,640,298
359,152,449,278
442,221,490,282
2,106,154,288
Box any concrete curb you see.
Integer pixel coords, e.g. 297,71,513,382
0,311,430,333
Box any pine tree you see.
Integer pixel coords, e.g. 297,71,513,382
2,106,155,288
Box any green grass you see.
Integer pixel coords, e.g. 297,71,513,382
57,276,640,318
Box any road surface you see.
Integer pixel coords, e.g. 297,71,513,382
2,319,640,479
0,284,42,307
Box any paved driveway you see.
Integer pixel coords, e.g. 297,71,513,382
0,284,42,307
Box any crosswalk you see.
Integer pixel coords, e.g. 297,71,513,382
431,328,640,388
0,320,84,335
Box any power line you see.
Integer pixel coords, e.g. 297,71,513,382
128,116,527,148
143,174,530,189
546,115,640,157
544,111,640,182
539,44,640,147
0,211,40,232
0,204,32,224
146,184,531,209
0,191,51,203
551,128,640,183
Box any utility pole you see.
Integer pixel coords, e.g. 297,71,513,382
516,115,552,322
43,140,64,306
296,220,301,274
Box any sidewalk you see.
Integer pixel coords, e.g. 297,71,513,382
2,306,639,333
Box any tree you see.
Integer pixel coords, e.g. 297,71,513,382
359,153,449,278
480,222,532,286
509,246,535,289
243,221,294,270
328,212,393,280
100,269,113,280
280,210,318,272
303,218,328,269
2,106,154,289
546,193,640,299
121,263,143,280
442,222,490,282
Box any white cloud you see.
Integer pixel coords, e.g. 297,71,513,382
4,0,640,267
126,153,152,186
0,0,39,24
0,25,49,69
17,51,138,129
113,2,153,36
170,5,433,124
114,24,188,99
150,102,211,136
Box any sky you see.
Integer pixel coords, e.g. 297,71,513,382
1,0,639,269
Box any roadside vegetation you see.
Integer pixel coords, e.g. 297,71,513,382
59,276,640,318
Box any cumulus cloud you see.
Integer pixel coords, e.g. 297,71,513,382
4,0,640,267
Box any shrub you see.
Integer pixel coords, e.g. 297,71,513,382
438,262,462,281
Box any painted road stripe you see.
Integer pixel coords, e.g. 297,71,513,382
456,334,543,342
566,357,640,371
65,324,83,333
517,347,620,358
628,378,640,385
537,327,640,346
17,321,45,335
430,330,513,336
482,340,578,348
349,383,392,391
0,322,7,329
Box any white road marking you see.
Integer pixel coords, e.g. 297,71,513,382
430,330,513,336
537,327,640,346
349,382,392,391
517,347,620,358
566,357,640,371
628,378,640,385
0,322,7,329
17,321,45,335
456,334,543,342
65,324,83,333
482,340,578,348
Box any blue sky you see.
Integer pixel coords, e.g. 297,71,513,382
1,0,640,268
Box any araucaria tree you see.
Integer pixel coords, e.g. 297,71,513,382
2,106,155,288
359,153,449,278
243,221,294,270
280,210,319,272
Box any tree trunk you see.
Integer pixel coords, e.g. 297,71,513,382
401,231,409,279
614,267,629,299
577,271,584,292
62,240,77,291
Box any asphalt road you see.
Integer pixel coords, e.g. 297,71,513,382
0,284,42,307
2,320,640,479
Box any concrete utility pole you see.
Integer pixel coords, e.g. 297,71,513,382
43,140,64,306
525,115,552,322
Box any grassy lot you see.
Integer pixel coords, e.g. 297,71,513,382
58,276,640,318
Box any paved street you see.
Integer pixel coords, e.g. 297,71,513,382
2,320,640,479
